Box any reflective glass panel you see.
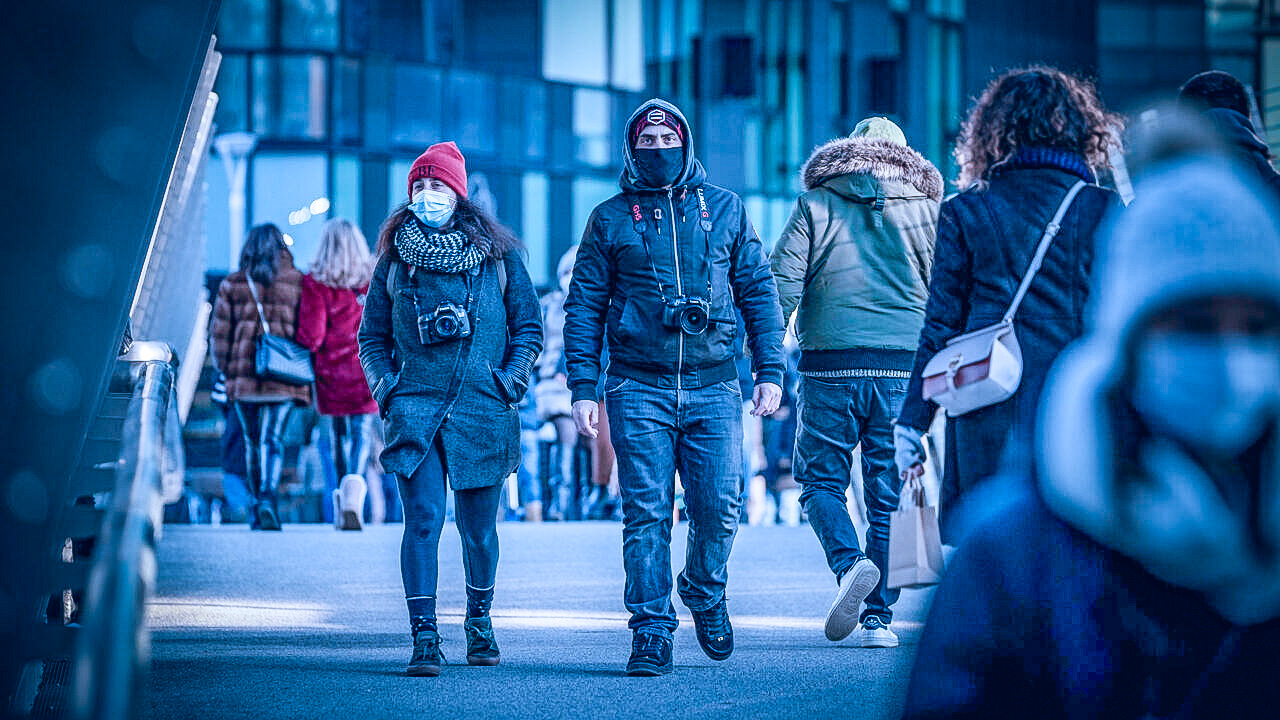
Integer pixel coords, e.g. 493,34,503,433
281,0,340,50
252,55,329,140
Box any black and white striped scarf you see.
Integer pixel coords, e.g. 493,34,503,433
395,220,486,274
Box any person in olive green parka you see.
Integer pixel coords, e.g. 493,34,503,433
769,117,941,648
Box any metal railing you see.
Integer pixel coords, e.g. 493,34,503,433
70,342,175,720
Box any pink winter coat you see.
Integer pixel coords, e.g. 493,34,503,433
297,274,378,416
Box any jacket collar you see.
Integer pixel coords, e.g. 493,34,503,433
800,136,943,201
994,147,1095,183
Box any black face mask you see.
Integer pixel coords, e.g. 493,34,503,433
633,147,684,188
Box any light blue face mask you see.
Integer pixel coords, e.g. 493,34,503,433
410,188,456,228
1130,333,1280,457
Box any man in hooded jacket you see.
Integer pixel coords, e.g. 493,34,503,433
904,131,1280,718
564,99,786,676
771,117,942,648
1178,70,1280,204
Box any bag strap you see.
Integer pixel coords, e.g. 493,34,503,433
1002,180,1088,324
245,278,271,335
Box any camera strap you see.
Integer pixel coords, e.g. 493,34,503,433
628,188,716,302
405,262,477,317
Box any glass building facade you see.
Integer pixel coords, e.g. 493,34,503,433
206,0,1270,286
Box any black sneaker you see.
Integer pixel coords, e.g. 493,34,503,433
464,617,501,666
690,600,733,661
626,631,673,676
407,629,444,677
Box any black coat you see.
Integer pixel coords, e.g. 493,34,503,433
1205,108,1280,207
358,249,542,489
899,151,1120,506
563,175,786,401
904,485,1280,719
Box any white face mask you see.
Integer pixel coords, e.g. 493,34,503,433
1130,333,1280,457
410,188,456,228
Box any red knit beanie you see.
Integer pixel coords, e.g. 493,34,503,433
407,142,468,200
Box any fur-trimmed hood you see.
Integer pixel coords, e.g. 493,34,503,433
801,137,943,201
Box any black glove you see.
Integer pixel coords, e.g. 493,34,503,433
494,345,538,404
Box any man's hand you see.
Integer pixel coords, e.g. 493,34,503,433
572,399,600,438
893,424,926,481
751,382,783,417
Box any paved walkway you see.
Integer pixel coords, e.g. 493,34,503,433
145,522,933,720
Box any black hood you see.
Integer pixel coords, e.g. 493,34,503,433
619,98,707,192
1205,107,1273,160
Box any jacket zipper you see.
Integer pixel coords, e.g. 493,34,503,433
668,188,683,391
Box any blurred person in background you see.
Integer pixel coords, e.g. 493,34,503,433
298,218,379,531
210,223,311,531
905,119,1280,719
359,141,542,677
895,66,1123,542
534,245,582,520
1177,69,1280,203
771,116,942,648
564,99,785,675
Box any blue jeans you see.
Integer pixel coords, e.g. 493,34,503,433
794,375,906,623
605,375,744,635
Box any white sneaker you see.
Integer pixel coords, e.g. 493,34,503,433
337,474,367,531
824,558,880,641
851,615,899,648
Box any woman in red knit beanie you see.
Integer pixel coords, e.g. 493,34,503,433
360,141,543,677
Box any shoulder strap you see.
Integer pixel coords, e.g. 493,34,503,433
495,256,507,295
245,278,271,335
1003,181,1087,324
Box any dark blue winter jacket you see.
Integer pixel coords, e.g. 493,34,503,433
563,100,785,401
898,150,1120,495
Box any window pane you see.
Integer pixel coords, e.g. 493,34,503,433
612,0,646,90
573,88,612,167
450,71,496,154
522,172,550,286
389,158,412,210
252,153,329,267
213,54,249,133
333,154,361,228
217,0,270,47
391,65,442,146
544,0,607,85
334,57,361,143
572,177,617,245
253,55,329,140
525,82,547,159
281,0,339,50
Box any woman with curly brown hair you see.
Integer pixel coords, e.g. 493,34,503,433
894,66,1124,541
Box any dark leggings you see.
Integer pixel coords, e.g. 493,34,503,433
331,413,375,478
399,437,503,615
234,401,292,503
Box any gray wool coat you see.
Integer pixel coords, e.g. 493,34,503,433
358,250,542,489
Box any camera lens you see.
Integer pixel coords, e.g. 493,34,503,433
434,316,458,338
680,306,709,335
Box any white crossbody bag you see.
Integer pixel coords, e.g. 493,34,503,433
921,180,1087,417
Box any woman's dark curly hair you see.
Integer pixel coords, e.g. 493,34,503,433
376,195,521,260
955,66,1123,189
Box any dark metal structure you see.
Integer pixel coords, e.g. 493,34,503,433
0,4,221,718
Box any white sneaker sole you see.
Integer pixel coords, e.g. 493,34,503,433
824,561,880,641
853,630,899,648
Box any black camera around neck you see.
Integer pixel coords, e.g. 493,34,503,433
662,296,712,335
418,301,472,345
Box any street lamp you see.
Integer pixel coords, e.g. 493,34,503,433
213,131,257,269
